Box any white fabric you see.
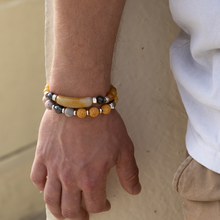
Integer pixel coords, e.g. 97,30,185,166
169,0,220,173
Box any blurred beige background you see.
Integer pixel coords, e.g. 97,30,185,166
0,0,187,220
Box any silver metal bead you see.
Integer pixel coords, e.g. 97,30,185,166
99,108,103,114
105,97,110,103
92,97,97,104
52,105,55,110
52,94,57,101
62,108,65,114
86,110,89,116
113,100,117,107
109,103,115,109
73,110,77,116
44,91,49,98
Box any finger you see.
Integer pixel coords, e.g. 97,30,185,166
44,177,64,220
83,189,111,214
116,150,141,195
30,161,47,191
61,188,89,220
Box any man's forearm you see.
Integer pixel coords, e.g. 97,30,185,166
50,0,126,97
32,2,141,219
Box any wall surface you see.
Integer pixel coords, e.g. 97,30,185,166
45,1,187,220
0,0,46,219
0,0,187,219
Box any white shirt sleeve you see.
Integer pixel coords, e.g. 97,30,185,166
169,0,220,173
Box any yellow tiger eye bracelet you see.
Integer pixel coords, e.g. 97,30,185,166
43,84,118,108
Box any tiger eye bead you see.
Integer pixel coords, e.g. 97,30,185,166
115,96,119,104
101,104,111,115
43,88,49,93
106,93,114,101
89,107,100,117
77,108,87,118
110,89,117,97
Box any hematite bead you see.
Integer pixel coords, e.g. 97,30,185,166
97,96,105,104
47,93,53,101
54,105,62,114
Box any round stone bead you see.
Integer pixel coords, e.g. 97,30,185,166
47,93,53,101
45,100,53,110
42,96,48,104
115,96,119,104
101,104,111,115
110,89,117,96
107,93,115,101
97,96,105,104
77,108,87,118
64,108,74,117
54,105,62,114
89,107,100,117
43,88,50,94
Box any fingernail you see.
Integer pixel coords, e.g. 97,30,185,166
104,200,111,212
133,182,141,195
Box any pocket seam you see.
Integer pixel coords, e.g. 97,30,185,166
172,156,193,193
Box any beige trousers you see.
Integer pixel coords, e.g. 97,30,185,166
173,152,220,220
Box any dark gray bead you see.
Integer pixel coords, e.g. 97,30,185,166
97,96,105,104
47,93,53,101
54,105,62,114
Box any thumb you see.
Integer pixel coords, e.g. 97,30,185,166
116,148,141,195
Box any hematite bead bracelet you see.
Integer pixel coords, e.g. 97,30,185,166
43,84,118,108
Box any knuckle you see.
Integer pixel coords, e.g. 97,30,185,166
125,167,139,183
87,206,104,214
35,148,45,162
81,176,99,192
44,195,60,207
30,174,44,190
60,172,74,188
62,210,79,219
30,172,37,183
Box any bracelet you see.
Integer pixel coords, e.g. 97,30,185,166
42,96,117,118
43,84,118,108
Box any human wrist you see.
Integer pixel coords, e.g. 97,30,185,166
49,66,111,98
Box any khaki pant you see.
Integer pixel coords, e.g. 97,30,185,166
173,152,220,220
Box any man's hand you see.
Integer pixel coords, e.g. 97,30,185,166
31,109,141,220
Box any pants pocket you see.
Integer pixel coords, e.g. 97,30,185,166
172,156,193,194
173,155,220,202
